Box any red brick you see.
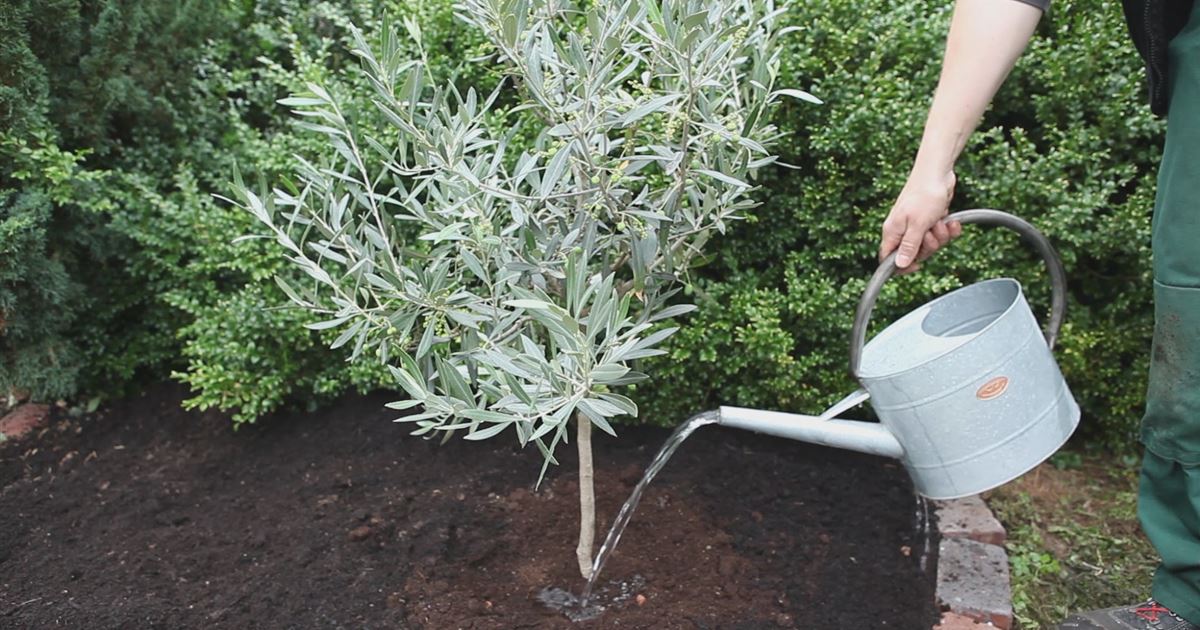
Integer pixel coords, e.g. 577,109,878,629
935,495,1007,546
0,403,49,441
936,538,1013,629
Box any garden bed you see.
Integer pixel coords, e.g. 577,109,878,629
1,385,937,628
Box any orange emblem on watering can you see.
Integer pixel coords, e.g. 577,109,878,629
976,376,1010,400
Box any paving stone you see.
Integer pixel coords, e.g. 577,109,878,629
0,403,49,441
937,538,1013,630
935,495,1007,545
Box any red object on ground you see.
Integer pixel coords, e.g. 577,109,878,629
0,403,49,440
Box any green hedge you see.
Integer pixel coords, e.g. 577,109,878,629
155,1,495,421
2,0,1163,448
635,0,1161,449
0,0,225,400
1,0,490,419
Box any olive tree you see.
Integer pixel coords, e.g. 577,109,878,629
233,0,810,579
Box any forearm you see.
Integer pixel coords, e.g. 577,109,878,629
910,0,1043,179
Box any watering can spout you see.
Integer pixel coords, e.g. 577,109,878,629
718,405,905,460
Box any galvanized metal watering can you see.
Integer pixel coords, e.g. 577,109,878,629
718,209,1080,499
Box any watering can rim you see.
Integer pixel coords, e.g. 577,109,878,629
856,276,1025,380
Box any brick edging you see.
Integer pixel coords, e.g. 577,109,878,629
932,495,1013,629
0,403,49,442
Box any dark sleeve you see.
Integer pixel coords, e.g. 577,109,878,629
1010,0,1050,10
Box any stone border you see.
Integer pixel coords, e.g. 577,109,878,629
931,495,1013,629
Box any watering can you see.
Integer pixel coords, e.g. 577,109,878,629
718,209,1080,500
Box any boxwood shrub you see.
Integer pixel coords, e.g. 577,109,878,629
3,0,1163,449
634,0,1161,451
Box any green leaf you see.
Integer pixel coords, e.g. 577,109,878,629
772,88,823,105
577,400,618,436
416,319,437,357
605,370,649,386
459,247,489,282
634,326,679,350
598,393,638,417
503,372,534,405
649,303,698,322
682,10,709,31
437,356,473,403
388,365,427,401
620,94,681,126
402,16,422,45
464,421,511,440
306,316,350,331
502,13,518,47
580,397,624,417
529,420,558,442
591,363,630,383
461,408,516,423
694,169,750,189
274,276,310,307
540,142,573,198
330,320,363,349
505,299,554,310
277,96,326,108
621,348,667,361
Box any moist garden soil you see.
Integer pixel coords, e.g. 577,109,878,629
0,385,937,629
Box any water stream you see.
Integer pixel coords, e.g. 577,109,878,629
542,396,901,620
914,494,934,573
580,410,721,605
537,409,720,621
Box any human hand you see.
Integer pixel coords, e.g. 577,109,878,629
879,171,962,273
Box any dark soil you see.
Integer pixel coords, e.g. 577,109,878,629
0,385,938,629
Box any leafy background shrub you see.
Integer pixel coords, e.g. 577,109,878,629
1,0,1163,449
635,0,1161,451
2,0,491,419
0,0,223,401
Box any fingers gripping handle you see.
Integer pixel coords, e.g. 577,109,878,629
849,209,1068,378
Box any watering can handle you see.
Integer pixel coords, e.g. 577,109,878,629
849,209,1067,378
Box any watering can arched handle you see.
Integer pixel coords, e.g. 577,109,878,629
849,209,1067,378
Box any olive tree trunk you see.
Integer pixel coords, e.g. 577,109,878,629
575,412,595,579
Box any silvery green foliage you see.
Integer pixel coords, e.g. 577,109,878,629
234,0,813,473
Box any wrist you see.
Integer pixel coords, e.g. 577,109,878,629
905,167,956,200
911,124,967,184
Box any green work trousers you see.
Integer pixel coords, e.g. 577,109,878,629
1139,3,1200,623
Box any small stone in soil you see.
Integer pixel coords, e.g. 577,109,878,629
718,556,738,576
348,525,372,541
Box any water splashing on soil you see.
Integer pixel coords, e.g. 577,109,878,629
538,410,719,620
538,575,646,621
577,410,720,606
